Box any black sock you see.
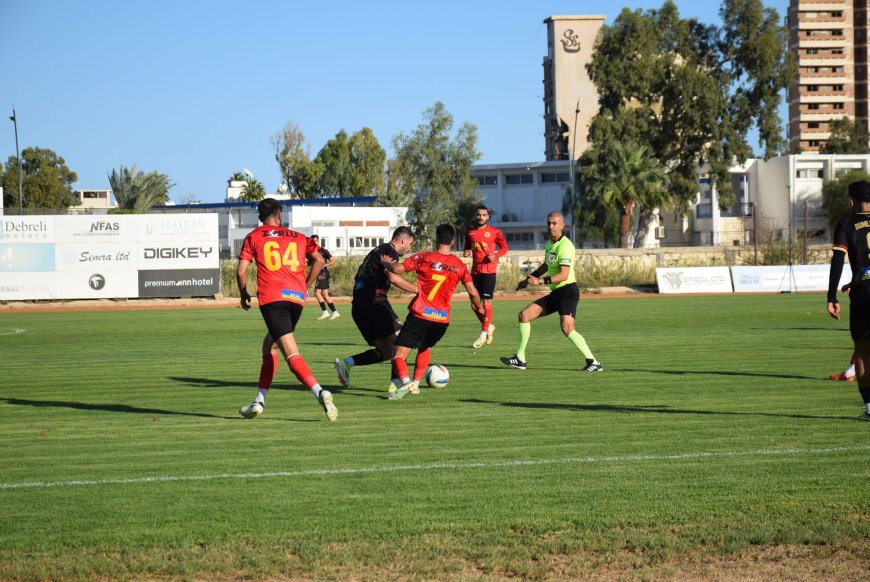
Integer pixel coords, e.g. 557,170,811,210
328,302,337,312
353,349,383,366
318,301,328,312
859,387,870,405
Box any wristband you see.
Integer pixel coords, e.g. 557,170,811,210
542,276,552,285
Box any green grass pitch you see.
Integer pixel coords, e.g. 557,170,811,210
0,293,868,580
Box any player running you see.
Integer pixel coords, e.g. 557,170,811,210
500,211,602,373
463,205,508,348
236,198,337,422
381,224,485,399
334,227,418,391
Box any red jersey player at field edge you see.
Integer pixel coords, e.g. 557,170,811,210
236,198,337,422
382,223,485,400
463,205,508,348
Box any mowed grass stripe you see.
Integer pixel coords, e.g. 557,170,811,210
2,444,868,490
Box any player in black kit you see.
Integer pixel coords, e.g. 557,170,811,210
334,227,417,391
827,180,870,421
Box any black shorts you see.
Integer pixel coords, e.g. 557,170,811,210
352,300,402,346
315,273,330,291
259,301,303,340
849,286,870,341
396,314,449,350
473,273,497,300
533,283,580,318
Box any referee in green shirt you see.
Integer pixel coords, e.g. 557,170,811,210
500,211,602,372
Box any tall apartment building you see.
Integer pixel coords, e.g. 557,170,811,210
542,16,604,161
787,0,870,153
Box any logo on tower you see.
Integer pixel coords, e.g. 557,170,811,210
561,30,580,53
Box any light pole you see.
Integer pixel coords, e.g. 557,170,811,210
9,106,22,215
569,100,580,242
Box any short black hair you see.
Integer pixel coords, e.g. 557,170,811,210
257,198,282,222
392,226,415,241
474,205,489,214
848,180,870,203
310,234,319,241
435,224,455,246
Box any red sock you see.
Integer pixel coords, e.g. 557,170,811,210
287,354,317,390
413,349,431,382
483,303,493,331
392,356,410,382
258,352,279,389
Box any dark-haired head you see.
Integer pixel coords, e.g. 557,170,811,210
435,224,455,246
257,198,282,222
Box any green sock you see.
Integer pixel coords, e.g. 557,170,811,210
567,330,594,360
517,322,531,361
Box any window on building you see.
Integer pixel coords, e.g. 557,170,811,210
540,172,569,183
505,232,534,243
335,237,342,248
808,122,820,129
807,103,820,110
319,238,328,248
505,174,533,185
834,102,845,109
806,48,819,55
832,11,843,17
832,48,844,54
832,66,844,73
475,175,497,187
833,84,844,91
797,168,823,178
807,84,819,92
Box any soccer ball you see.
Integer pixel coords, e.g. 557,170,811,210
425,364,450,387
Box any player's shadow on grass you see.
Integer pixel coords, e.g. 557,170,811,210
619,368,818,381
0,397,238,420
460,398,853,421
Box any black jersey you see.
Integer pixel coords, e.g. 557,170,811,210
832,211,870,288
352,242,400,304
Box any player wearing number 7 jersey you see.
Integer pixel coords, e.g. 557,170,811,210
381,224,485,399
236,198,337,421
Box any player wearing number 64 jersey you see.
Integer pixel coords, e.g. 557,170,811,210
236,198,337,421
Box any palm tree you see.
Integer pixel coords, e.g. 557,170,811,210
586,143,667,248
240,178,266,202
108,165,174,212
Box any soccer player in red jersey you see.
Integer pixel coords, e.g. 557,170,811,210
236,198,337,421
463,205,508,348
382,224,485,399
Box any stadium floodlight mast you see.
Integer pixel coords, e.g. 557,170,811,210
9,106,22,215
569,101,580,243
779,183,797,293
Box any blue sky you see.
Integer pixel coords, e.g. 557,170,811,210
1,0,789,204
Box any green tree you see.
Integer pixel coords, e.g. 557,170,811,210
229,171,246,182
821,169,870,232
108,165,173,213
820,117,870,154
580,143,669,248
2,147,78,210
315,128,387,198
390,102,482,246
580,0,793,226
271,122,322,198
348,127,386,198
315,130,351,196
240,178,266,202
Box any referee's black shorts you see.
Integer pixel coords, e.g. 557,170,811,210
259,301,303,340
533,282,580,318
352,300,402,345
396,314,449,351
